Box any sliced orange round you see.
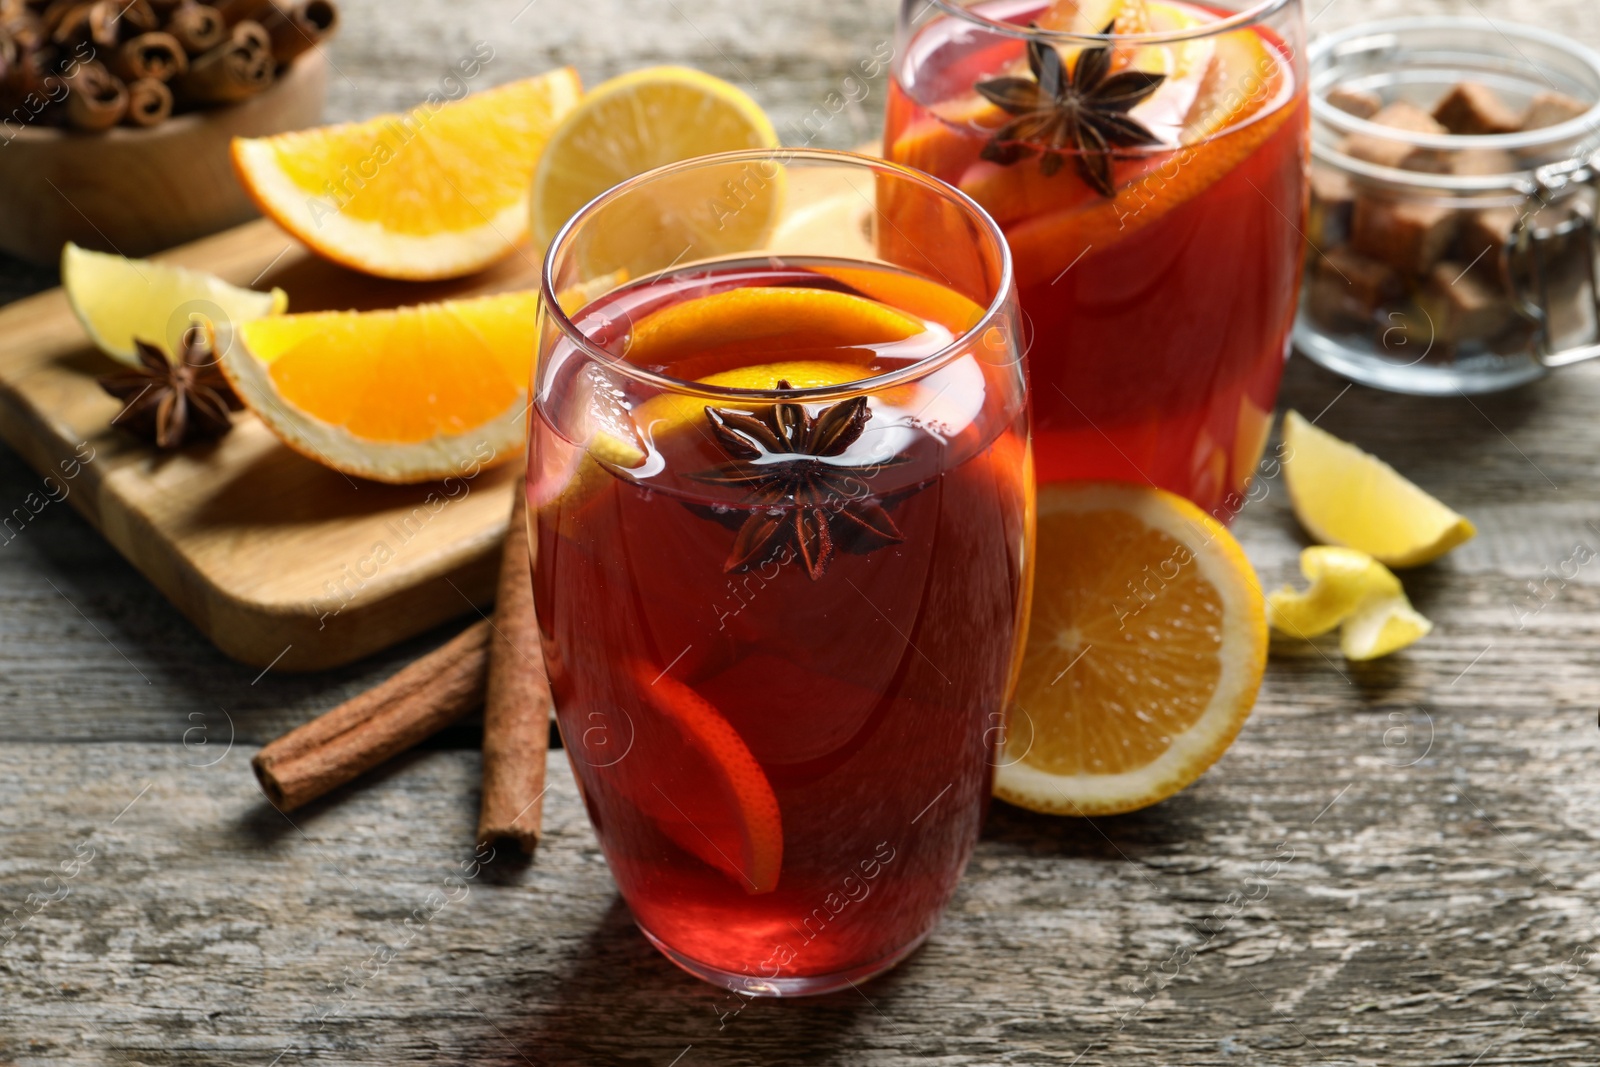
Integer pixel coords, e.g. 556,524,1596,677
223,292,541,484
624,287,923,369
995,481,1267,816
1004,29,1295,288
809,264,987,334
631,661,783,895
232,68,582,280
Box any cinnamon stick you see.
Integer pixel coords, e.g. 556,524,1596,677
110,30,185,82
46,0,120,49
123,74,170,125
258,0,334,65
121,0,160,32
477,481,553,854
174,17,268,103
165,1,224,55
253,621,491,811
62,59,125,130
212,0,276,25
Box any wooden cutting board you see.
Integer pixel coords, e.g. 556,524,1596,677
0,218,548,671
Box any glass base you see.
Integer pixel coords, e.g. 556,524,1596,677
639,923,931,997
1293,323,1547,396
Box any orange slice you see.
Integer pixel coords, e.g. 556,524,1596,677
625,287,924,368
232,69,582,280
223,292,541,483
1004,29,1295,288
631,661,783,894
994,482,1267,816
809,265,987,334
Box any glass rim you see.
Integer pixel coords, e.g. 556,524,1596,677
539,147,1017,404
925,0,1296,47
1309,17,1600,155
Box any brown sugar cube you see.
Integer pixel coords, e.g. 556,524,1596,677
1520,90,1591,130
1326,245,1405,309
1351,195,1459,274
1306,270,1361,331
1340,101,1451,173
1432,82,1522,134
1308,163,1355,246
1327,85,1382,119
1306,245,1405,329
1457,206,1519,284
1451,147,1518,176
1418,261,1514,343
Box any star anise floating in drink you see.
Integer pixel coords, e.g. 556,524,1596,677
692,383,906,580
98,325,244,450
974,22,1166,197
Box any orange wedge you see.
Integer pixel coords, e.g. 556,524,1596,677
232,69,582,280
995,481,1267,816
223,292,541,484
625,287,923,368
632,661,783,894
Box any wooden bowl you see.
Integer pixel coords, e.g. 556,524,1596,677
0,52,328,266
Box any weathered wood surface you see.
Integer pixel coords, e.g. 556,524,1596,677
6,0,1600,1063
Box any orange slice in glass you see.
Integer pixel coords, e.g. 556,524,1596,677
809,265,987,335
624,287,923,368
630,660,784,894
1003,28,1295,288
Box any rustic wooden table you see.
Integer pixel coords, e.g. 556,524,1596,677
6,0,1600,1063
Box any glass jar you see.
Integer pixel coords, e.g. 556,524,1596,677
1294,17,1600,395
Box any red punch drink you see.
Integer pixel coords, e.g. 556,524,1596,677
530,152,1030,995
886,0,1309,519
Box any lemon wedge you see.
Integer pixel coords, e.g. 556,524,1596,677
1340,596,1434,661
1269,546,1433,660
62,242,287,366
1281,410,1476,568
1267,546,1402,638
530,67,780,276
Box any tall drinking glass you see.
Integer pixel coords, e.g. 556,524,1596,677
529,149,1032,995
886,0,1309,519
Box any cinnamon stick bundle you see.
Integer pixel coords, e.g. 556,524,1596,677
110,30,186,82
258,0,333,66
253,621,491,811
62,59,125,130
175,16,268,103
124,74,171,125
6,0,337,130
478,483,553,854
165,1,224,54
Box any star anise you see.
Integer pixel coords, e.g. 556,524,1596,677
98,325,243,450
974,22,1166,197
690,384,906,580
